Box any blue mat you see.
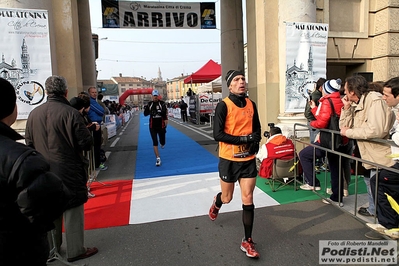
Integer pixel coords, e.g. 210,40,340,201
135,113,219,179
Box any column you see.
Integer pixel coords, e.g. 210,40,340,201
246,0,316,137
220,0,244,98
77,0,96,89
51,0,83,96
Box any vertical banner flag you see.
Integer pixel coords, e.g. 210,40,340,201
101,1,216,29
285,22,328,113
0,8,52,120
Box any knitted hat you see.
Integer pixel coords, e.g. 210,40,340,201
152,89,159,96
323,78,342,94
226,70,244,87
0,78,16,120
70,97,85,110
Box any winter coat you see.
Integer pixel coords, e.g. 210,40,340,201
0,121,70,265
310,91,343,129
309,91,349,146
304,89,322,121
88,96,105,123
339,91,395,169
25,95,93,209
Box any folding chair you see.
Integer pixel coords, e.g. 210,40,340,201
266,158,298,192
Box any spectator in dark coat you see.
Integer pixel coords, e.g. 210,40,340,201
25,75,98,263
179,97,188,122
304,78,326,142
0,77,70,266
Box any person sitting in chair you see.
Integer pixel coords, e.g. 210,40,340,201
256,126,295,178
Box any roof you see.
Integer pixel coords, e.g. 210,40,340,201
98,79,117,84
111,76,147,83
184,59,221,84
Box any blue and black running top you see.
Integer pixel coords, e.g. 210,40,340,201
144,100,168,129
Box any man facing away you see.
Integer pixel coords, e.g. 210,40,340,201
25,75,98,262
0,77,70,266
179,97,188,122
144,89,168,166
256,126,295,179
209,70,262,259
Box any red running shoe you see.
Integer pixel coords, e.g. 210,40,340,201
240,238,260,258
208,197,220,221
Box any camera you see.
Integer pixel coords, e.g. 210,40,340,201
264,123,275,138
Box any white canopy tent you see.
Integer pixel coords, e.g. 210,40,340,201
197,76,222,93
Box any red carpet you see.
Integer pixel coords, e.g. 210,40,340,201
84,180,132,230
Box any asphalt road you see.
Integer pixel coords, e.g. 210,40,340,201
47,111,377,266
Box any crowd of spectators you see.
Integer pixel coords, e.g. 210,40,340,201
297,75,399,240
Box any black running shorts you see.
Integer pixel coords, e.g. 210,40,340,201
218,157,257,183
149,128,166,146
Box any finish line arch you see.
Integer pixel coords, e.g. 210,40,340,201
119,88,161,105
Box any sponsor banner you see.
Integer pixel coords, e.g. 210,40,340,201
101,1,216,29
188,95,198,123
285,22,328,113
199,93,221,113
319,240,397,264
0,8,52,120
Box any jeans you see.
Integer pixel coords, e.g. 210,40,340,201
364,169,376,215
307,121,319,143
299,143,325,187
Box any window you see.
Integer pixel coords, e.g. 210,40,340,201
323,0,368,38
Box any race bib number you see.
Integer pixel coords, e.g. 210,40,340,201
233,144,250,158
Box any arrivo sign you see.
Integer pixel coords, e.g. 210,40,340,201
123,12,199,28
102,1,216,29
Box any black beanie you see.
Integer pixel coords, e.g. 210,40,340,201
226,70,245,87
70,97,85,111
0,78,16,120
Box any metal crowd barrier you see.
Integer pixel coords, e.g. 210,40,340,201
85,145,96,198
85,139,108,198
292,123,399,227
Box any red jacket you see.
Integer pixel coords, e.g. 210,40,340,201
310,92,349,145
258,135,295,178
310,92,343,129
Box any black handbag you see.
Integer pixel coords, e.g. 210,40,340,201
319,98,342,150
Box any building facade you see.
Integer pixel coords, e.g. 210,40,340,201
166,75,201,102
5,0,399,136
244,0,399,136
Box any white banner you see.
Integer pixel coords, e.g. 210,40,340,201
0,8,52,120
285,22,328,113
102,1,216,29
199,93,221,114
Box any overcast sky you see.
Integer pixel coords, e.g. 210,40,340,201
88,0,223,81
